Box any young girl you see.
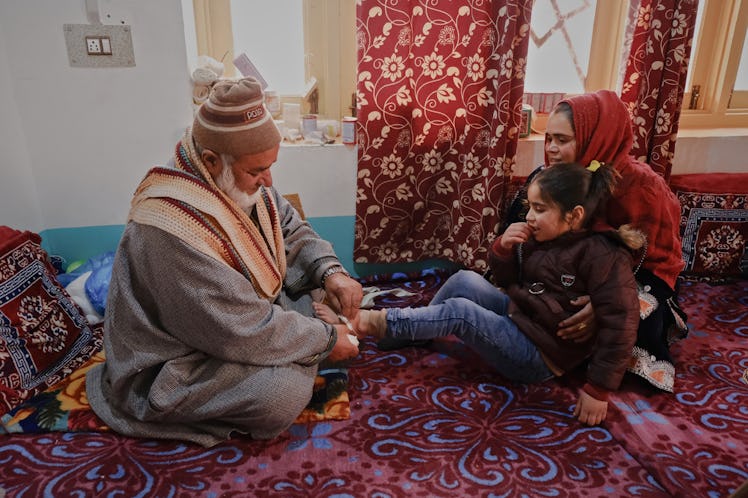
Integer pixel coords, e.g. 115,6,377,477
316,162,643,426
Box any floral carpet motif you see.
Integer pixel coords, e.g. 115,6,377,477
0,270,745,497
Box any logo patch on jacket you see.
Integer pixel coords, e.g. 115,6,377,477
561,274,575,287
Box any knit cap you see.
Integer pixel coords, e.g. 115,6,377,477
192,77,281,156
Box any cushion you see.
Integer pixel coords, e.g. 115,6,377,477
669,174,748,281
0,226,102,416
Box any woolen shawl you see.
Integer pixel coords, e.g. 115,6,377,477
128,130,286,299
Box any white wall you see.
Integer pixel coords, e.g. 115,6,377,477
0,18,43,229
671,132,748,174
276,131,748,221
0,0,357,232
0,0,193,232
515,132,748,178
274,145,357,217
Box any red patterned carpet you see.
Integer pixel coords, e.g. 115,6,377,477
0,270,746,497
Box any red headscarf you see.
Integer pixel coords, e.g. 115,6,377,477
555,89,634,170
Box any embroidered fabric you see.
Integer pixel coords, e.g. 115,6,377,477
628,346,675,392
637,283,658,319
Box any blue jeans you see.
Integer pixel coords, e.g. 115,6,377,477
385,270,553,384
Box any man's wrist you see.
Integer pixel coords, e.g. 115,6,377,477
299,326,337,366
320,265,350,289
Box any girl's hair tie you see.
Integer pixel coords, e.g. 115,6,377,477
587,160,603,172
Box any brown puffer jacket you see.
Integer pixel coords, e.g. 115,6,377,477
488,229,640,392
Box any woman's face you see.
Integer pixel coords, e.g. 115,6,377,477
544,111,577,166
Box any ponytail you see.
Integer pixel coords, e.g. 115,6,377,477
583,160,618,221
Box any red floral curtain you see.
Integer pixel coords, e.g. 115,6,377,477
620,0,699,180
353,1,533,272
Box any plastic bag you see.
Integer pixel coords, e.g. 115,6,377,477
58,251,115,315
84,253,114,315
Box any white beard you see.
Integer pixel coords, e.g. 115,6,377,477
215,162,261,211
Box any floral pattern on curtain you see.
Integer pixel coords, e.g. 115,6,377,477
620,0,699,180
353,1,533,272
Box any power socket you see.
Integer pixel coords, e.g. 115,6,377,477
86,37,102,55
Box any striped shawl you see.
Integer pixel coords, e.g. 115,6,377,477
128,132,286,299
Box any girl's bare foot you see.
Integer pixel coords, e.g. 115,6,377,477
312,301,339,325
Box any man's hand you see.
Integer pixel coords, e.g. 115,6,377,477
324,272,363,321
327,324,360,362
557,296,595,342
573,390,608,426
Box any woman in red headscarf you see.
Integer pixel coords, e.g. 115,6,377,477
503,90,687,392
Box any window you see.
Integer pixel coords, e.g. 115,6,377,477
189,0,356,122
189,0,747,128
682,0,748,126
524,0,628,95
524,0,747,128
231,1,306,96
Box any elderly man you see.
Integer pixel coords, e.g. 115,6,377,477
86,77,362,447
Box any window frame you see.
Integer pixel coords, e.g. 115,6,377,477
192,0,234,75
681,0,748,127
304,0,357,121
585,1,629,92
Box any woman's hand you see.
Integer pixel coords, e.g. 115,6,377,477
557,296,595,342
500,222,533,250
573,390,608,426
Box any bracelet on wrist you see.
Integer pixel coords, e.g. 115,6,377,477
321,265,350,289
